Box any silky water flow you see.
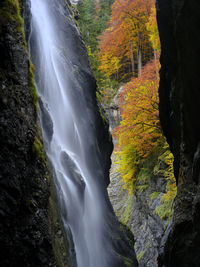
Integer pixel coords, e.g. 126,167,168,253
28,0,119,266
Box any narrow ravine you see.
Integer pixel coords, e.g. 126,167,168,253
28,0,137,266
1,1,200,266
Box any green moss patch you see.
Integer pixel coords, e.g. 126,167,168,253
33,137,45,161
137,250,145,262
121,255,133,267
0,0,25,35
120,194,133,224
150,191,160,201
29,61,39,109
148,191,160,206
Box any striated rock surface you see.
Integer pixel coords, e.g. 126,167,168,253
108,153,169,267
157,0,200,266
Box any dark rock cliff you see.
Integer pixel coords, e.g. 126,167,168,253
0,0,56,266
157,0,200,266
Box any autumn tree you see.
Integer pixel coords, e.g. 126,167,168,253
115,60,161,155
112,60,161,190
98,0,154,80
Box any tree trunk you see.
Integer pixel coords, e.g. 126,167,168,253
130,42,135,74
137,46,142,76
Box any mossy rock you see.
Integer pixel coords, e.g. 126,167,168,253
29,61,39,109
120,194,133,224
137,250,145,262
0,0,25,36
33,136,46,161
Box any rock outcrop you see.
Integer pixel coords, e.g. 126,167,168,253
108,151,170,267
157,0,200,266
105,86,122,131
107,88,171,267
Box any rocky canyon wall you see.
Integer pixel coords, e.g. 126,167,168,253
157,0,200,266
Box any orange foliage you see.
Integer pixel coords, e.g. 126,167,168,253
113,59,161,158
98,0,155,79
112,59,162,191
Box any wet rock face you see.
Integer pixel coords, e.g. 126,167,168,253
157,0,200,266
0,1,56,266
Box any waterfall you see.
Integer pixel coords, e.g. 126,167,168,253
28,0,120,266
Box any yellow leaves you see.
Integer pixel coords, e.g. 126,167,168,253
162,181,177,202
98,52,121,76
153,143,177,223
119,60,161,157
113,60,162,190
114,144,137,194
105,26,113,32
87,45,93,57
161,148,177,204
146,5,160,53
159,147,175,181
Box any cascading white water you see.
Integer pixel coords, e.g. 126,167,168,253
28,0,119,266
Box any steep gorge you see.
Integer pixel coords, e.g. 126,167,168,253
1,0,200,266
